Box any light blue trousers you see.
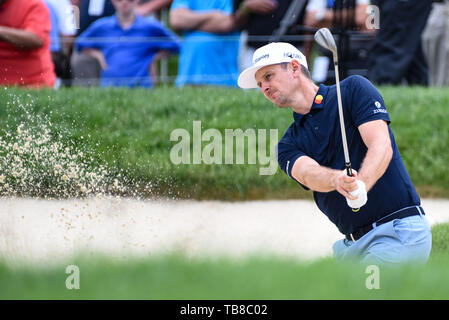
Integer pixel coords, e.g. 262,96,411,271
333,214,432,265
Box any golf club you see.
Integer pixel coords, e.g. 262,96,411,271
314,27,352,177
314,27,367,211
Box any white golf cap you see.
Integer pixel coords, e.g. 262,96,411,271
237,42,308,89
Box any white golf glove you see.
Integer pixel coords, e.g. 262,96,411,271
346,179,368,209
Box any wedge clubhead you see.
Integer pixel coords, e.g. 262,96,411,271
314,28,338,59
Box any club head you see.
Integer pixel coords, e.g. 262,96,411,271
314,28,337,56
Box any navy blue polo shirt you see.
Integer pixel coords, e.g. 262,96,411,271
277,75,420,235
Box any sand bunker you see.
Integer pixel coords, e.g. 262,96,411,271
0,197,448,266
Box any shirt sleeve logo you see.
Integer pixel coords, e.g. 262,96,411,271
373,100,387,114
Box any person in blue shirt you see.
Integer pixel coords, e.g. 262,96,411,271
75,0,180,88
169,0,240,87
237,42,432,265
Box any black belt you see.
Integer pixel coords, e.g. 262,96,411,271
346,205,425,242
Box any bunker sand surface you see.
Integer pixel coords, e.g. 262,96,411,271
0,198,448,266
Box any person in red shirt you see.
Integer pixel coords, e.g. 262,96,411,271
0,0,56,87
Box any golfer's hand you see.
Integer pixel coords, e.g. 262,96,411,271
96,53,108,70
334,169,359,200
83,48,108,70
346,180,368,209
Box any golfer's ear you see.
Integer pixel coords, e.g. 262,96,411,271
290,60,301,75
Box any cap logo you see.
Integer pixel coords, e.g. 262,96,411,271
284,52,301,59
254,53,269,63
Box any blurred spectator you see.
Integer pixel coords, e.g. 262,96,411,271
72,0,172,85
303,0,375,83
367,0,432,85
169,0,240,87
74,0,180,87
0,0,56,88
303,0,372,58
45,0,78,87
234,0,308,72
422,0,449,86
304,0,370,31
70,0,116,85
77,0,170,33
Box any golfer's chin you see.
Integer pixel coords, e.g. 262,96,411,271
271,96,290,108
273,101,287,108
265,92,290,108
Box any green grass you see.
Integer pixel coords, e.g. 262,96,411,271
2,255,449,300
1,223,448,299
430,223,449,256
2,256,447,300
1,85,447,300
0,85,448,200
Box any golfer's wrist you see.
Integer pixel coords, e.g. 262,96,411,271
355,172,369,191
331,169,343,191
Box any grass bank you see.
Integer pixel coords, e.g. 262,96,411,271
0,85,448,200
1,223,448,299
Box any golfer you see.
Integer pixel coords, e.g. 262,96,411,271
238,42,432,265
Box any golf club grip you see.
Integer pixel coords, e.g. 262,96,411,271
345,162,353,177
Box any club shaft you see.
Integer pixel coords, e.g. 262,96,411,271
333,58,352,175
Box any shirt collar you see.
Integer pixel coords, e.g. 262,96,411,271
113,14,140,30
293,84,329,124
